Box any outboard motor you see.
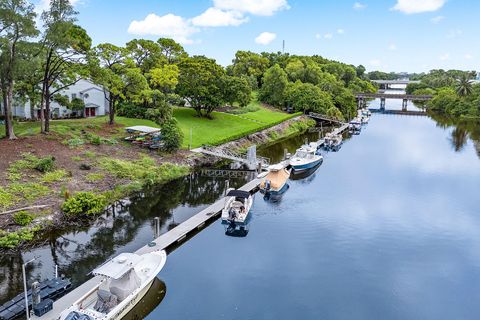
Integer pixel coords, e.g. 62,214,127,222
265,180,271,193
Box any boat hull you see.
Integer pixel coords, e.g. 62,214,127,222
291,158,323,172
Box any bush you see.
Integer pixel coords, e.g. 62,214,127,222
61,192,107,217
35,156,56,173
0,226,41,248
42,169,68,183
161,118,183,152
13,211,35,226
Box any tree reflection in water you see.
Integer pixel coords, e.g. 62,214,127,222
0,172,249,304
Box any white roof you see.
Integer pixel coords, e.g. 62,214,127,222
93,253,143,279
125,126,161,134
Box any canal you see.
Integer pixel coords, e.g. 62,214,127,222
1,95,480,319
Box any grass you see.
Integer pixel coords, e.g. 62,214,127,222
2,103,299,149
174,106,298,148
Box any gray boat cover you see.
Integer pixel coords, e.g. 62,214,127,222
93,289,118,313
109,269,141,301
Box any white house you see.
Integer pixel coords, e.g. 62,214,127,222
1,79,108,119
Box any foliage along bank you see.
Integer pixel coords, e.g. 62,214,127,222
406,69,480,119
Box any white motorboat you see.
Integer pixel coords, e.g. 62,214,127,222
323,133,343,150
289,144,323,171
259,164,291,194
221,189,254,225
60,251,167,320
349,120,362,133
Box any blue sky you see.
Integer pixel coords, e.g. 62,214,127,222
40,0,479,72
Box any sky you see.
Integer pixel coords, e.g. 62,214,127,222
35,0,479,73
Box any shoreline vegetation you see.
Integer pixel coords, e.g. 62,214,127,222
0,108,313,252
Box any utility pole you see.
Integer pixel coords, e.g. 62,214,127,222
282,40,285,53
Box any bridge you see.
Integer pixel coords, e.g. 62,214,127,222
371,79,420,89
369,108,427,117
356,93,433,110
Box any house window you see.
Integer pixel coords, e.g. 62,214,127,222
71,93,77,99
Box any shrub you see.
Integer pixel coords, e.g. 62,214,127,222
86,173,105,182
0,226,41,248
161,118,183,152
61,192,107,217
13,211,35,226
35,156,55,173
66,138,85,147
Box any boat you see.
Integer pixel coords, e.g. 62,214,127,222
221,189,254,225
259,164,291,195
59,251,167,320
323,132,343,150
349,120,362,134
0,277,71,320
360,115,370,124
289,143,323,171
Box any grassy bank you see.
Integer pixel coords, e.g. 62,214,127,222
2,105,299,149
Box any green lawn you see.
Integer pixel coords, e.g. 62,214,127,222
1,106,297,148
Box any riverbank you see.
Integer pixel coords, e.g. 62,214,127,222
0,113,313,252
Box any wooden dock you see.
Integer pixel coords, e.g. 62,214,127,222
33,178,262,320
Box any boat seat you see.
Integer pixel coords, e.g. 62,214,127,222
93,289,118,314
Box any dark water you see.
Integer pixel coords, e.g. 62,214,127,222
2,94,480,319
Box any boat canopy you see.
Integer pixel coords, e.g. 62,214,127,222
125,126,161,134
93,253,143,279
226,190,250,198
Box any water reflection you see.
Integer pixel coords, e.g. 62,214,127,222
0,172,249,305
122,278,167,320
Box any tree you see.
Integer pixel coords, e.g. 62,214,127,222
0,0,38,139
177,55,225,118
284,81,335,114
221,75,251,107
231,51,269,87
148,64,179,93
89,43,127,125
39,0,91,132
356,65,366,79
160,117,183,152
259,64,288,107
455,74,473,97
157,38,186,64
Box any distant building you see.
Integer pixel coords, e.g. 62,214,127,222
0,79,108,119
476,72,480,80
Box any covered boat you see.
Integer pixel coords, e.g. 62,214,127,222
349,120,362,134
323,133,343,150
259,164,291,194
221,189,253,225
289,144,323,171
59,251,166,320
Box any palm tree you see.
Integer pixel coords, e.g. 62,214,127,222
455,74,473,97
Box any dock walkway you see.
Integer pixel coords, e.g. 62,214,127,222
33,178,262,320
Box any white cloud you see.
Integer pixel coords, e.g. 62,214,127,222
392,0,446,14
315,33,321,39
446,29,462,39
464,53,473,60
369,59,382,67
255,31,276,45
128,13,199,45
337,28,345,34
439,53,450,61
213,0,289,16
353,2,367,10
430,15,444,23
388,43,397,51
323,33,333,39
192,8,248,27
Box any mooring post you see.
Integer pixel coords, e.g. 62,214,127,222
154,217,160,239
225,180,230,195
